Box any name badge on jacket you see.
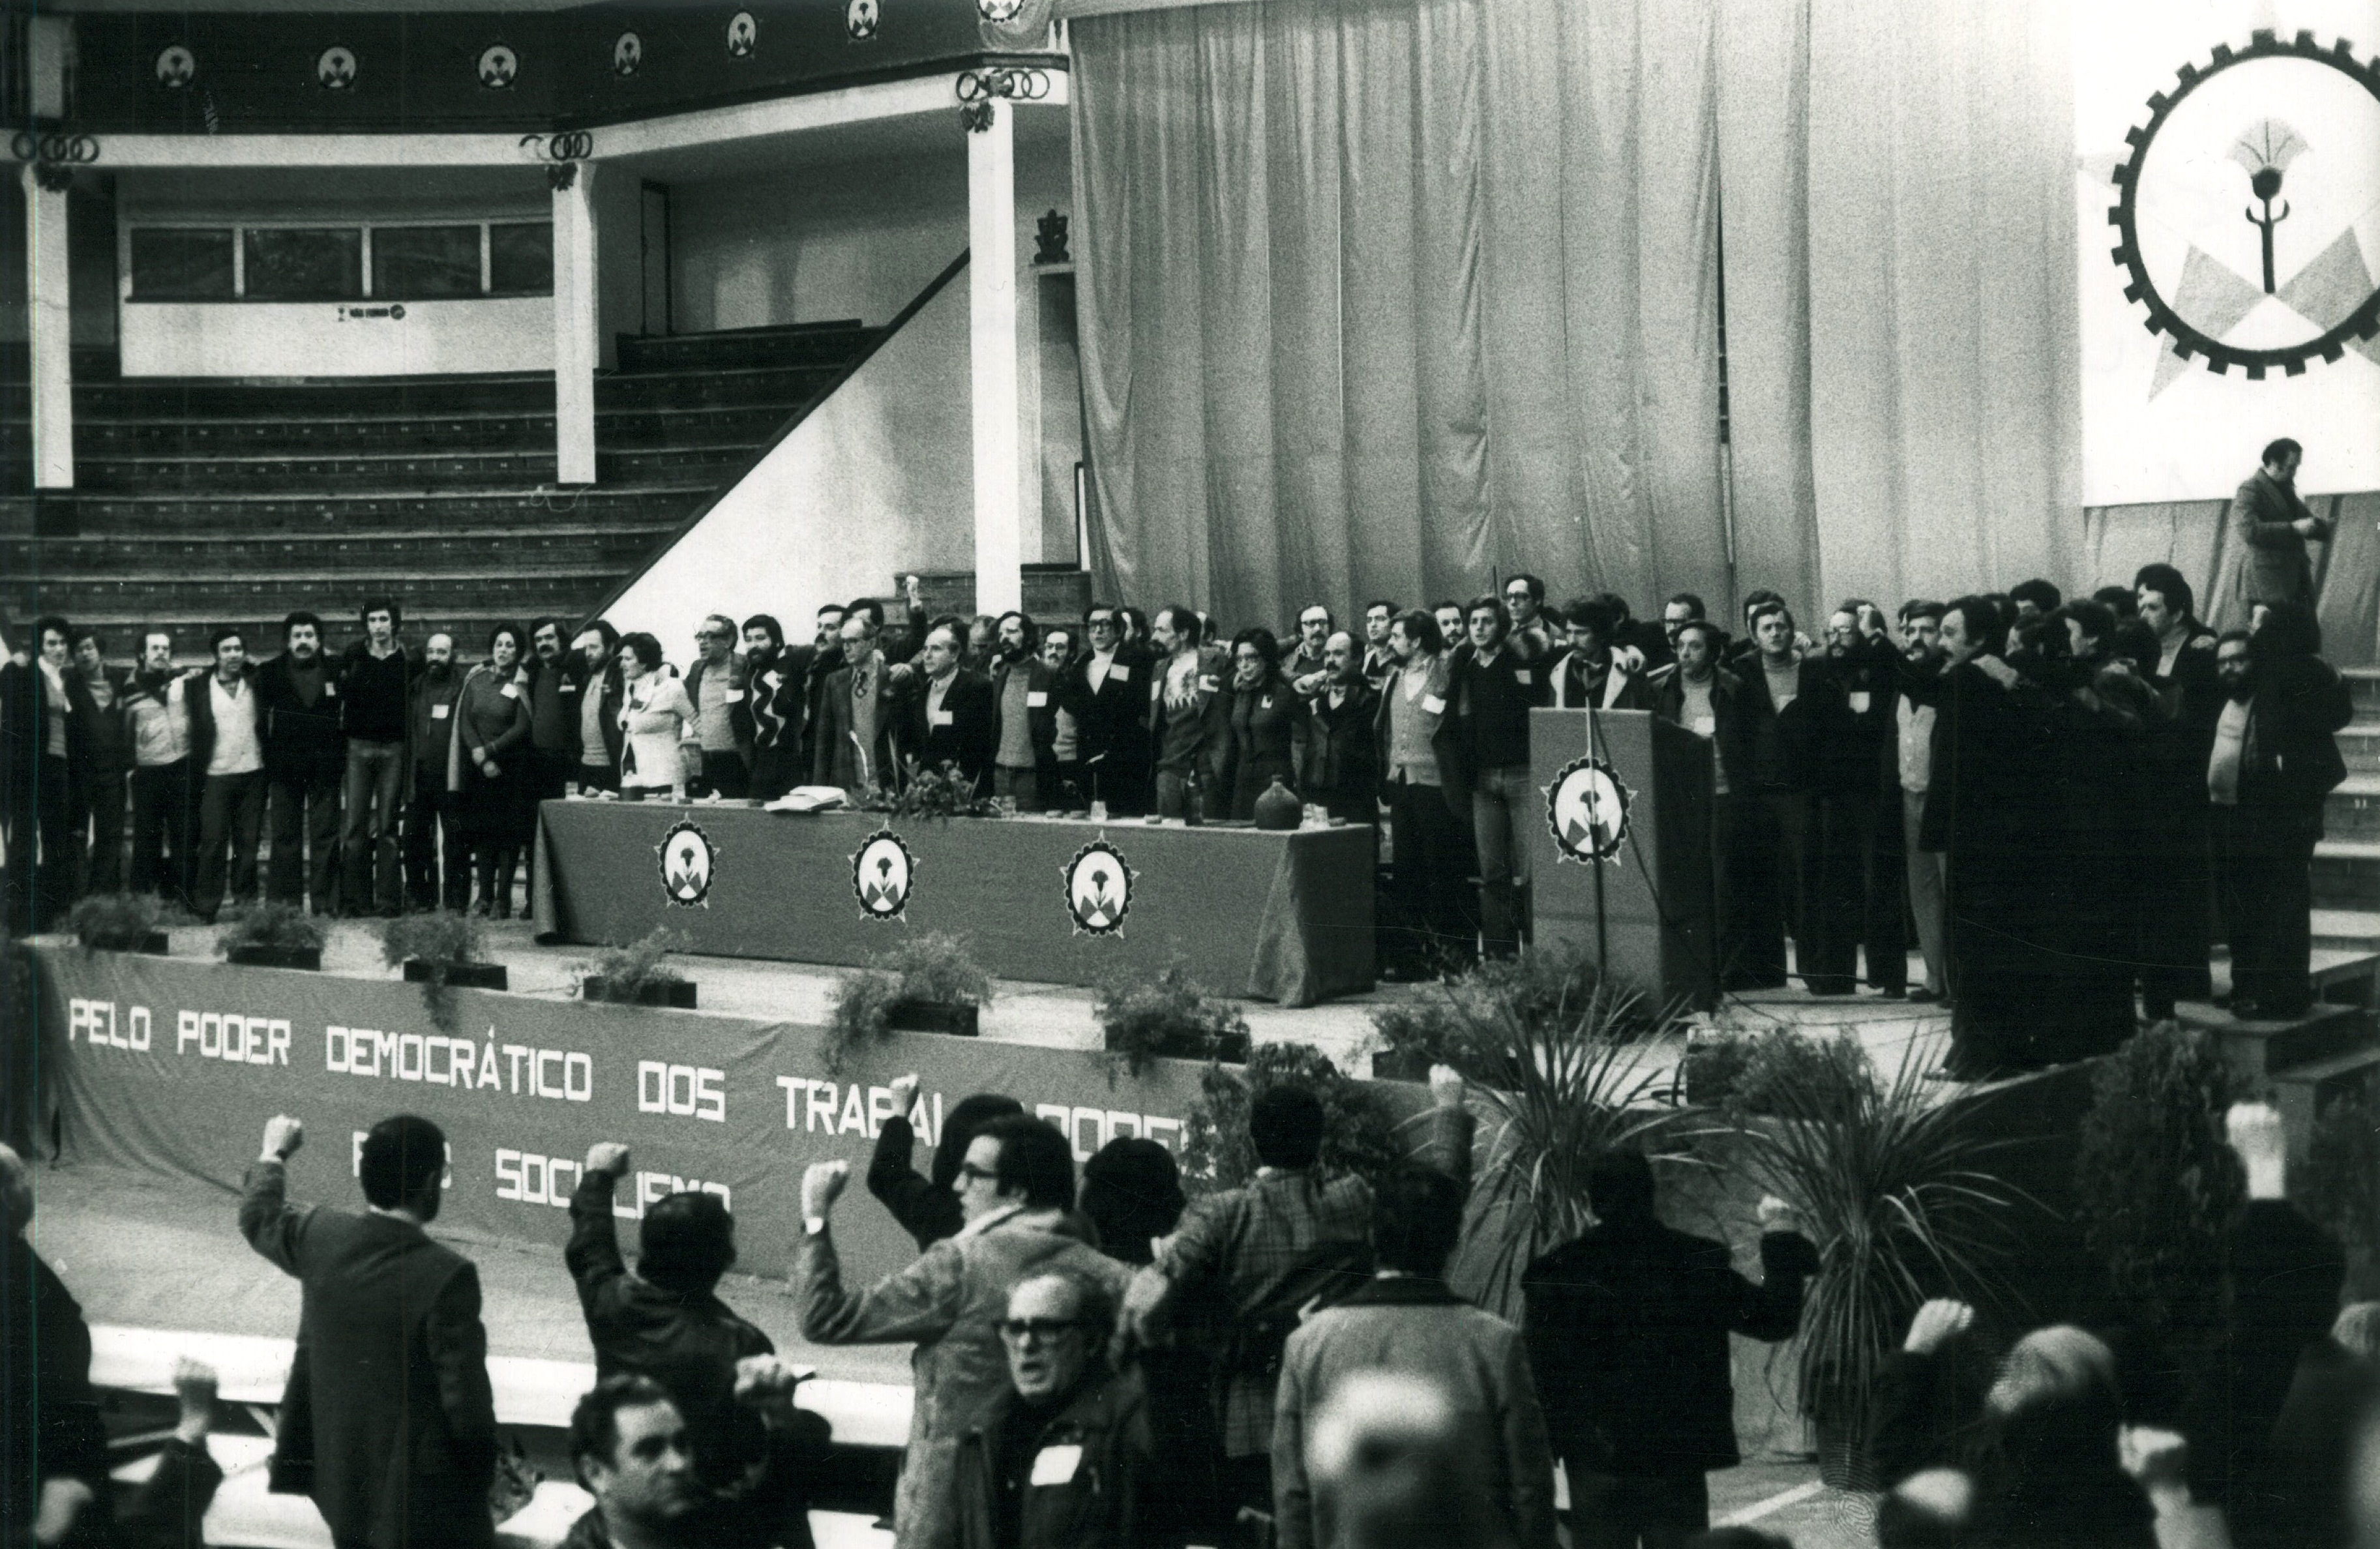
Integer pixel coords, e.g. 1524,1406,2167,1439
930,709,955,728
1421,693,1447,716
1030,1445,1083,1486
431,704,451,720
561,681,578,695
726,689,746,703
1108,664,1130,683
500,682,521,700
1691,715,1716,737
323,681,336,697
1849,690,1872,714
1514,669,1532,685
1027,691,1049,708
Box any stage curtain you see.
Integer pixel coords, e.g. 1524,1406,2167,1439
1714,0,2083,614
1070,0,1728,628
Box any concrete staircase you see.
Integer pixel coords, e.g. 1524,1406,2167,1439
2192,664,2380,1143
2,322,879,662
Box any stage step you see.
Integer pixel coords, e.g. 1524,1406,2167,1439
2344,667,2380,720
2328,776,2380,841
2313,839,2380,909
2314,908,2380,952
2174,999,2375,1084
18,486,710,535
2270,1046,2380,1157
2337,726,2380,775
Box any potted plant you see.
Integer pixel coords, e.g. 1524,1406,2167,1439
1703,1026,1874,1117
1368,952,1625,1084
1097,960,1253,1074
382,911,507,991
1717,1042,2036,1490
215,902,327,971
854,760,1006,821
67,893,169,956
823,933,994,1070
1676,1025,1755,1107
1180,1042,1401,1196
575,928,695,1009
2072,1022,2246,1365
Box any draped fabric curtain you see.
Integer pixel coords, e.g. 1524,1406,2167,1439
1071,0,2081,626
1070,0,1727,628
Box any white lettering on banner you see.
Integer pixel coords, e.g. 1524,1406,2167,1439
1037,1103,1184,1162
775,1078,940,1145
495,1149,728,1214
68,999,153,1052
173,1009,290,1066
325,1026,589,1100
638,1061,725,1123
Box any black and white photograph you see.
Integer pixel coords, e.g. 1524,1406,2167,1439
4,1,2379,1546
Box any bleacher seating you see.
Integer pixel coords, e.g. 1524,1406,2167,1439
1,323,880,661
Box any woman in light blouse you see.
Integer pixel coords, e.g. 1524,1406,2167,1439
616,632,697,800
449,622,533,916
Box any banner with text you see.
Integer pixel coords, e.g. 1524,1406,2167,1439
33,949,1257,1290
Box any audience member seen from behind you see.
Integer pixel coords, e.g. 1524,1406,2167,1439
866,1074,1026,1253
0,1142,110,1549
1521,1149,1817,1548
239,1113,498,1549
1299,1371,1515,1549
797,1115,1131,1549
953,1271,1176,1549
1273,1164,1557,1549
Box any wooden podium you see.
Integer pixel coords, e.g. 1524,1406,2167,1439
1526,707,1718,1011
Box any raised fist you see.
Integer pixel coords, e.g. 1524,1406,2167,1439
261,1115,305,1161
584,1142,632,1179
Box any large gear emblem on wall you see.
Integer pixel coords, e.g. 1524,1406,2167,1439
2109,29,2380,379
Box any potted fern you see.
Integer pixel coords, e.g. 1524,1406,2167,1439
67,894,169,956
1099,960,1252,1074
1180,1043,1401,1196
383,911,507,992
215,902,326,971
824,933,992,1070
576,927,696,1009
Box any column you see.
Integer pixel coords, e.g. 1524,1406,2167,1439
25,166,74,490
968,103,1024,616
552,163,600,486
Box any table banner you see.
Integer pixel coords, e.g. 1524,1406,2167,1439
531,802,1376,1007
31,947,1416,1289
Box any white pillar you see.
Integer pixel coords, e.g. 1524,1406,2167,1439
25,166,74,490
552,164,600,486
968,104,1024,617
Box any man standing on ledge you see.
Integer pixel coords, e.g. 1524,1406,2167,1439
240,1114,497,1549
2230,437,2330,611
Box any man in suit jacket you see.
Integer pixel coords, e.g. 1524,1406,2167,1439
2230,437,2331,610
905,619,997,793
1522,1150,1816,1549
1061,604,1152,814
1301,632,1380,822
241,1112,497,1549
811,613,917,793
985,617,1060,810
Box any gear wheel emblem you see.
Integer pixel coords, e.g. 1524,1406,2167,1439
2108,29,2380,379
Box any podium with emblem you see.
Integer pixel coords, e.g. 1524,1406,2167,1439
1527,708,1717,1011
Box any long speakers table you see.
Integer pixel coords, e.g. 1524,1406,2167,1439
531,801,1375,1006
1526,707,1718,1011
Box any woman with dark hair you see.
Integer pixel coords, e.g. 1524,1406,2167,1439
616,632,696,801
449,622,533,915
1225,625,1310,819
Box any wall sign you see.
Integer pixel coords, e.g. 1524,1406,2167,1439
659,819,718,909
155,46,196,89
477,44,520,91
316,46,357,91
1062,840,1133,936
612,32,644,77
1543,755,1631,864
727,11,759,58
852,829,913,921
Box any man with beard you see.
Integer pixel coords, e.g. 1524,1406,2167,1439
2210,612,2350,1018
1895,602,1950,1004
185,627,265,924
525,616,584,812
740,615,811,803
258,611,346,913
2134,565,2222,1020
338,600,415,917
573,622,625,795
1920,597,2056,1080
1302,632,1380,823
124,628,194,907
683,615,756,799
1550,597,1650,711
405,633,470,912
988,612,1057,811
1287,605,1334,694
798,604,846,784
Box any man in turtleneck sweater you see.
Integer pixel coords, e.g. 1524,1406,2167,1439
404,634,469,913
258,611,347,914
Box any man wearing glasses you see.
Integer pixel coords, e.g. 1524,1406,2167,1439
797,1115,1131,1549
953,1271,1173,1548
1059,605,1152,816
1502,574,1555,662
683,615,755,799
